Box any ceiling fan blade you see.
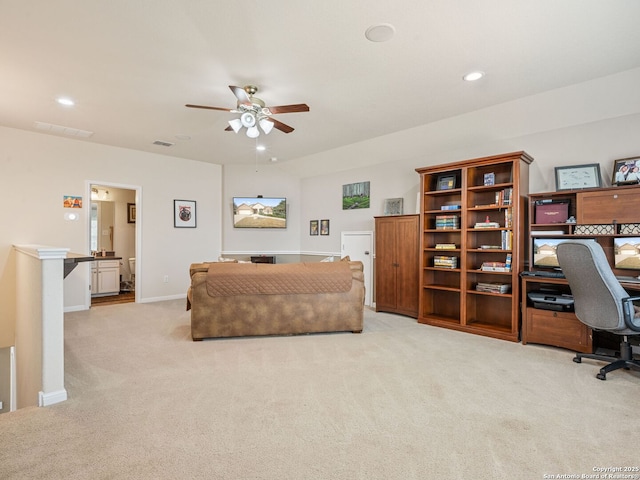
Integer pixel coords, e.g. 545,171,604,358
229,85,252,106
185,104,233,112
271,118,295,134
266,104,310,114
224,125,233,131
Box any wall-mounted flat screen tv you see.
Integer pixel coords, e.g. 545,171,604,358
233,197,287,229
614,237,640,270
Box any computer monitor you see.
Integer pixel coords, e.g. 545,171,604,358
614,237,640,270
532,237,595,269
532,237,565,268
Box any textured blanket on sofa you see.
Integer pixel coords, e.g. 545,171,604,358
206,262,353,296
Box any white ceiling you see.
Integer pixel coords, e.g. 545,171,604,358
2,0,640,172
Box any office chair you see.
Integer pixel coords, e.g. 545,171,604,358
556,240,640,380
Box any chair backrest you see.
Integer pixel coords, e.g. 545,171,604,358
556,240,629,332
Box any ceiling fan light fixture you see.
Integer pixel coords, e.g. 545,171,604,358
240,112,256,128
246,126,260,138
228,118,243,133
259,118,274,135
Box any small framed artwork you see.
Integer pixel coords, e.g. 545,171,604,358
611,156,640,185
554,164,602,191
174,200,196,228
310,220,319,235
483,173,495,186
436,174,456,191
127,203,136,224
320,219,330,235
383,198,404,216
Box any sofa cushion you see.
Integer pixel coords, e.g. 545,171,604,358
206,262,353,296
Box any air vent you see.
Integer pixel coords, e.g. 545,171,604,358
34,121,94,138
152,140,174,147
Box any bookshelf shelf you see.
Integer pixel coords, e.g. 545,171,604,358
416,151,532,342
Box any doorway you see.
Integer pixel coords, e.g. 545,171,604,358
88,182,140,307
341,231,373,307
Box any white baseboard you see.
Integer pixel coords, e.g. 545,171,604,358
64,304,89,313
39,389,67,407
139,293,186,304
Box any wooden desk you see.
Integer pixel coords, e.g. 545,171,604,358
521,275,640,353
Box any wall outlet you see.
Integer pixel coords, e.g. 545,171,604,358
163,275,169,283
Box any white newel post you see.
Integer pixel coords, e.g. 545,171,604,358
14,245,69,408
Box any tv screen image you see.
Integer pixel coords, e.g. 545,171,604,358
614,237,640,270
233,197,287,229
532,237,596,269
532,237,566,268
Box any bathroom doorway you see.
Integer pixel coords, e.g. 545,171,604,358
88,181,140,307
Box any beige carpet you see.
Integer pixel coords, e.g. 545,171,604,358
1,300,638,479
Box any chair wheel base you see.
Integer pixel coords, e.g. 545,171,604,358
596,372,607,380
573,357,582,363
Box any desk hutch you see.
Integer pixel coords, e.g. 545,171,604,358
522,184,640,352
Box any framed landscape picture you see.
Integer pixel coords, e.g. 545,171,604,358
310,220,319,235
342,181,370,210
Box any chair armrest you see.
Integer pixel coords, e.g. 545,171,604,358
621,296,640,332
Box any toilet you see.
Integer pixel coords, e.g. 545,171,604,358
128,257,136,289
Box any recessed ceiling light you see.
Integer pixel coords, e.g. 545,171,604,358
365,23,395,42
463,71,485,82
256,145,266,151
56,97,75,106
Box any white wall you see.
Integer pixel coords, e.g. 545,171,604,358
0,126,223,348
222,163,301,256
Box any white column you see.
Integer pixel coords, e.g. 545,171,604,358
14,245,69,407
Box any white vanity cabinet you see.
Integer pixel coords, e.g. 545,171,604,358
91,259,120,296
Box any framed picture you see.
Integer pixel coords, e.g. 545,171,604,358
554,164,602,191
320,219,330,235
436,174,456,191
127,203,136,224
342,181,370,210
174,199,196,228
611,156,640,185
310,220,319,235
383,198,404,216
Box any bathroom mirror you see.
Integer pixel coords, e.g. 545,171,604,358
90,201,115,252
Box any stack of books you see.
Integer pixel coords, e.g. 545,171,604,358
433,255,458,269
435,215,459,230
480,261,509,272
474,220,500,229
435,243,457,250
476,282,510,294
440,204,461,211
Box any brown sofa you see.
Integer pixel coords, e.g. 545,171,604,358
187,260,365,340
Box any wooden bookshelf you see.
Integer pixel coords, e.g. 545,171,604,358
416,151,533,341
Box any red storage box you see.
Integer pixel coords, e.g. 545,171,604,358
535,201,569,224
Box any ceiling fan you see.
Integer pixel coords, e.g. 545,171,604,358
186,85,309,138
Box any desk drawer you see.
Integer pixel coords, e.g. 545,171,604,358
523,309,592,353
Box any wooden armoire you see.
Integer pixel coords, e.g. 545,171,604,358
374,214,420,318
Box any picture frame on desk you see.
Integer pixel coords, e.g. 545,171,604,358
554,164,602,191
611,156,640,186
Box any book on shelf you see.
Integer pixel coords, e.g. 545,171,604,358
479,245,502,250
435,243,457,250
484,172,495,186
474,221,500,229
494,187,513,206
476,282,511,294
435,214,459,230
480,261,511,272
433,255,458,268
440,204,461,210
501,230,513,250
